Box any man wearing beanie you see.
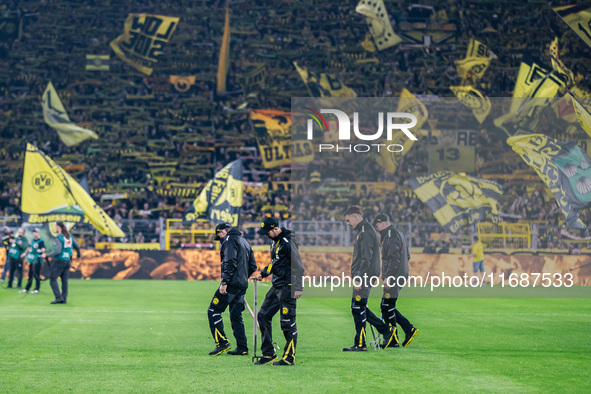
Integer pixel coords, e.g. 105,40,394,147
207,223,257,356
253,217,305,366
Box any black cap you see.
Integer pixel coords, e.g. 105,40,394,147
32,228,40,233
373,214,390,226
257,217,279,235
214,223,231,240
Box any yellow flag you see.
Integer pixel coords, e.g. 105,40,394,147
399,88,428,129
510,54,550,112
571,94,591,137
355,0,402,51
495,71,567,136
450,86,491,124
250,109,314,168
465,38,495,59
407,172,502,233
549,37,574,86
110,14,179,75
455,39,494,81
554,5,591,49
455,57,490,81
293,62,356,98
183,160,243,226
21,144,124,237
376,131,415,174
375,89,426,173
42,82,98,147
217,7,231,92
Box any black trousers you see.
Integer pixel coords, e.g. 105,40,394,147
258,285,297,362
7,257,23,288
351,288,389,348
25,261,42,291
50,259,70,302
381,288,413,335
207,286,248,350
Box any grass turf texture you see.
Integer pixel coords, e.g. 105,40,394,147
1,280,590,392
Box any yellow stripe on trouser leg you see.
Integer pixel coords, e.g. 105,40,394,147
283,340,295,362
359,327,365,347
215,328,227,344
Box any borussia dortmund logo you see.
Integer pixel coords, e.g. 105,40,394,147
213,298,219,305
32,172,54,192
385,293,390,299
355,295,361,301
282,307,288,314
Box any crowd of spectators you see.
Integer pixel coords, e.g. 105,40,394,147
1,0,590,249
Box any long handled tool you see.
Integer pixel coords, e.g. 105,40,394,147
245,298,280,352
250,277,261,363
369,325,383,351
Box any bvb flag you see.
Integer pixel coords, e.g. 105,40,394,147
250,109,314,168
42,82,99,147
21,144,124,237
376,89,427,174
183,160,243,226
455,39,494,81
450,86,491,124
554,5,591,49
293,62,356,98
217,5,231,93
86,55,110,71
508,134,591,228
408,172,502,234
110,14,179,75
355,0,402,51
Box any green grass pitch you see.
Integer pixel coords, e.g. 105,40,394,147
1,280,590,392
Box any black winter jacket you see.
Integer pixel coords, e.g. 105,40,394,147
351,219,381,279
220,229,257,289
379,225,410,279
261,228,305,291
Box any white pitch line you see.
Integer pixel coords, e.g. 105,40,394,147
0,309,589,317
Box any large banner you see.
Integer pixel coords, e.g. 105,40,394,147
21,144,125,237
2,250,590,287
183,160,243,226
42,82,99,146
250,109,314,168
408,172,502,233
508,134,591,228
110,14,179,75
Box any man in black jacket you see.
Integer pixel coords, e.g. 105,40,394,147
343,206,396,352
373,214,419,347
253,217,305,366
1,227,13,284
207,223,257,356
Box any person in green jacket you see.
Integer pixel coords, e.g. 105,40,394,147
20,228,46,294
6,228,29,289
42,222,80,304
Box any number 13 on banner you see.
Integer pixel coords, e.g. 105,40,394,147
428,146,475,172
